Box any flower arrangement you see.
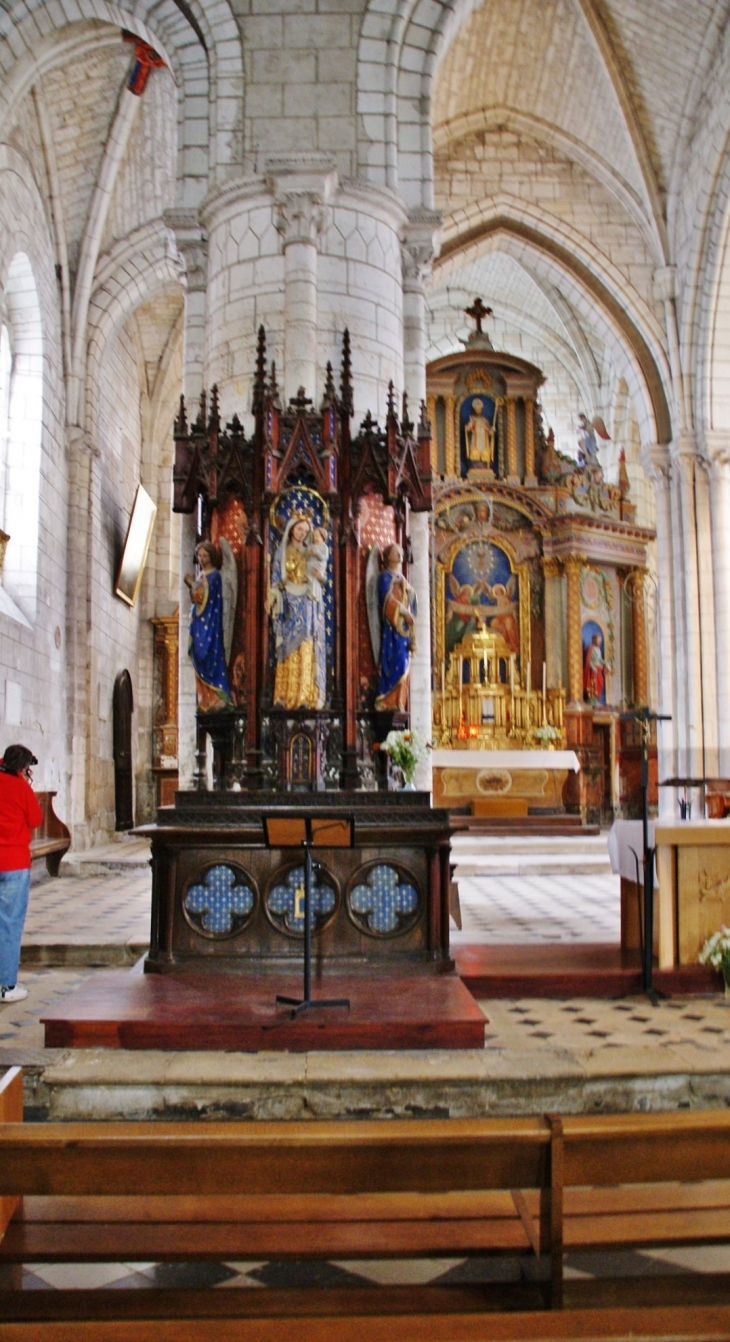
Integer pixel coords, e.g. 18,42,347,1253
533,724,561,747
377,729,430,786
699,926,730,991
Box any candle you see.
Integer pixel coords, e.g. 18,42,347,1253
526,661,530,693
510,656,515,692
542,661,547,697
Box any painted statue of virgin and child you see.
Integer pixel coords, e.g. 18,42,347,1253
367,543,418,712
268,513,328,710
185,538,237,711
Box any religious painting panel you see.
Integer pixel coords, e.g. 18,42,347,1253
582,618,608,705
268,486,334,711
444,540,520,660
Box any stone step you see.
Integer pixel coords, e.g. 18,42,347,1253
60,838,151,878
454,854,614,877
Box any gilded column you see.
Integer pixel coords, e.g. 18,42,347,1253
564,556,584,705
524,397,536,485
427,395,438,471
542,557,563,689
629,569,648,706
506,397,518,482
445,396,457,476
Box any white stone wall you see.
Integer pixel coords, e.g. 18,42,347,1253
0,148,68,806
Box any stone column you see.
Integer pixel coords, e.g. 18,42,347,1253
269,158,337,404
643,445,676,814
401,210,440,793
164,210,209,788
672,444,705,781
524,397,536,485
506,397,518,483
65,428,101,842
706,434,730,774
564,556,584,705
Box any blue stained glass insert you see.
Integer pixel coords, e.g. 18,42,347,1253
349,864,420,936
267,865,336,935
184,864,255,938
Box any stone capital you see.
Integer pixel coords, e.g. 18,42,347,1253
653,265,677,303
401,208,442,289
640,440,671,482
266,155,337,249
163,208,208,291
703,429,730,468
542,556,562,578
65,425,100,461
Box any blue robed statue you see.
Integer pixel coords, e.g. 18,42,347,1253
184,540,235,711
370,543,417,711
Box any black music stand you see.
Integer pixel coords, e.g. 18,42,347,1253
620,707,671,999
263,814,352,1018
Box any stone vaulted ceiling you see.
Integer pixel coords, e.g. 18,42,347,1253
427,0,725,463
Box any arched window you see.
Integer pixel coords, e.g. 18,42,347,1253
0,253,43,620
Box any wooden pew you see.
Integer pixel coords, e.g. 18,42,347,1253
30,791,70,876
1,1068,730,1338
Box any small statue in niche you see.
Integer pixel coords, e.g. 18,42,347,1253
184,539,237,711
269,515,327,710
464,397,496,468
367,543,417,711
583,631,608,704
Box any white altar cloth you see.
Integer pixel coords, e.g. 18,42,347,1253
430,749,580,772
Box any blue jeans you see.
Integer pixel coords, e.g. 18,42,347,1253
0,868,30,987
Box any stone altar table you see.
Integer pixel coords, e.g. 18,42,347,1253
431,749,579,815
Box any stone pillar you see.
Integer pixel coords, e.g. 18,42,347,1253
672,444,705,781
164,210,209,788
401,209,441,409
706,435,730,774
643,445,676,815
269,158,337,404
65,428,101,843
564,556,584,706
524,397,536,485
401,211,440,793
506,397,518,483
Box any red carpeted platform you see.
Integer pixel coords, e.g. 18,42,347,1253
41,968,486,1051
454,942,723,998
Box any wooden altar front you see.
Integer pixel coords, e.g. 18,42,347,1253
141,791,452,974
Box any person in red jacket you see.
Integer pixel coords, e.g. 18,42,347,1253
0,744,42,1003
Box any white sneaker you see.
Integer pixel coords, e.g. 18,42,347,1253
0,984,28,1002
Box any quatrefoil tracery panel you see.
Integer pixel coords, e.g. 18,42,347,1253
182,863,257,940
347,863,421,938
265,862,338,938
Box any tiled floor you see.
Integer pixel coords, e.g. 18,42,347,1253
3,841,730,1298
452,872,620,944
4,1243,730,1292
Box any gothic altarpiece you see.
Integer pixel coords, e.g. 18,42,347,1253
143,330,453,975
426,309,655,824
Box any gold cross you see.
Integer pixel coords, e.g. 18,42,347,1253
294,885,306,919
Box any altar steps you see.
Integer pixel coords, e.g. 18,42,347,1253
453,942,720,999
451,813,601,838
451,831,612,878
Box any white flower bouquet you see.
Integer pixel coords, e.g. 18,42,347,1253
377,729,430,785
533,724,561,746
699,926,730,979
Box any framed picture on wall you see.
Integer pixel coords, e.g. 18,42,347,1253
114,484,157,608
